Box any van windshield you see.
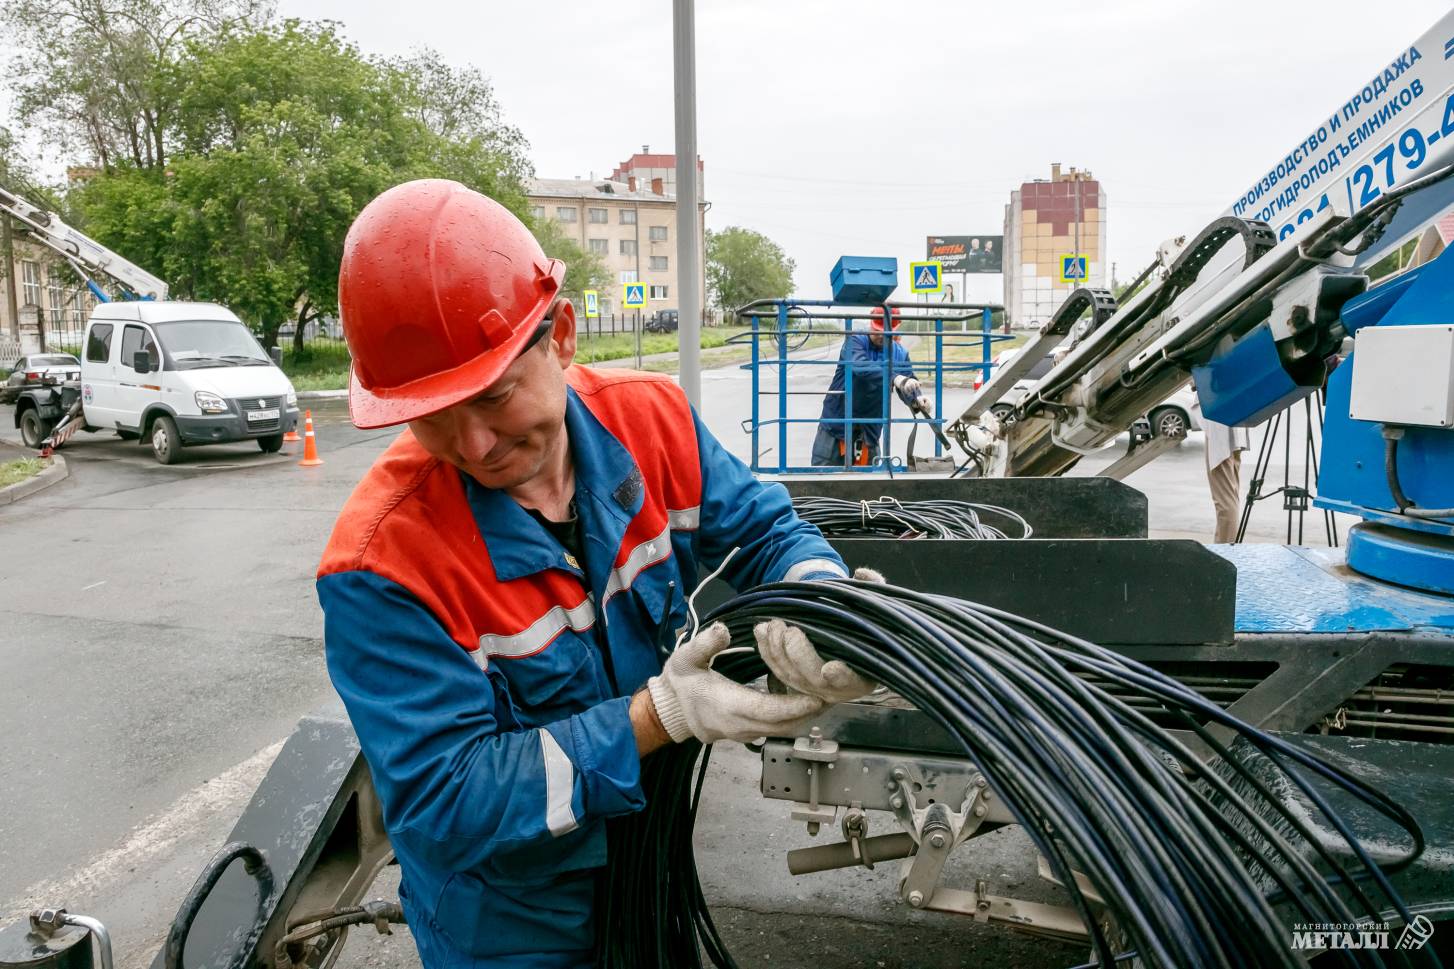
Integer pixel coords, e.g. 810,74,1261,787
154,320,271,370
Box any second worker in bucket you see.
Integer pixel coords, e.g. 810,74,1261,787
811,306,921,468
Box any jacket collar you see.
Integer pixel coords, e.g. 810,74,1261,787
461,386,642,583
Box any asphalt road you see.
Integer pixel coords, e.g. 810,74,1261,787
0,348,1341,968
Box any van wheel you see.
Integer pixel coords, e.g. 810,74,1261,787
19,409,47,449
257,434,284,453
151,415,182,464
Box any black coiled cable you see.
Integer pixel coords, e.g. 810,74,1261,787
791,496,1033,540
596,580,1436,969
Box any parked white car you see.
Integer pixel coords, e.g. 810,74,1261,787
2,353,81,403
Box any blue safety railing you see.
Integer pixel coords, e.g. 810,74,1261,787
734,299,1010,473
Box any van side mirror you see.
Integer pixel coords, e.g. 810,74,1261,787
269,346,282,366
132,350,153,373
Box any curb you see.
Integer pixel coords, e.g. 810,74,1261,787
0,448,69,505
296,389,349,400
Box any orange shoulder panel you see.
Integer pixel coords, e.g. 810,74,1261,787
566,365,703,509
318,429,438,578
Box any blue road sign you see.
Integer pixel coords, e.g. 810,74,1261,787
1060,255,1088,283
909,260,943,294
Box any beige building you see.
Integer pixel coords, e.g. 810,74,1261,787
526,151,706,319
1003,163,1107,328
2,233,98,362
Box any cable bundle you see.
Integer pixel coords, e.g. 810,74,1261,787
597,580,1433,969
791,495,1033,540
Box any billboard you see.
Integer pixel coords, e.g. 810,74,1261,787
927,235,1003,273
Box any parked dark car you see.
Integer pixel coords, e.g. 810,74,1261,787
644,309,679,333
2,353,81,404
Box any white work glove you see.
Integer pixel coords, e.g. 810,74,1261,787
893,374,923,403
648,623,825,744
852,567,886,584
756,619,878,704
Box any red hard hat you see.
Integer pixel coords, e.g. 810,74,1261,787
868,306,902,331
339,179,565,429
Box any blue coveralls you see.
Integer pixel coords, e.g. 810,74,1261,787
812,332,918,466
318,370,846,968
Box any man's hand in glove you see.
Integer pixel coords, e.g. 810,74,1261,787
757,566,885,701
644,623,824,749
756,619,878,704
892,374,924,405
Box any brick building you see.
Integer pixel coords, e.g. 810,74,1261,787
1003,163,1107,328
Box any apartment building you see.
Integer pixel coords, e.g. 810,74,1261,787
1003,163,1107,328
527,150,705,318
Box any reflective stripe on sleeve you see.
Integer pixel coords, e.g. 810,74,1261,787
539,728,579,837
667,506,700,531
784,558,848,581
479,598,597,660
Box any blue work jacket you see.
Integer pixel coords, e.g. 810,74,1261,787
317,367,845,968
816,333,918,447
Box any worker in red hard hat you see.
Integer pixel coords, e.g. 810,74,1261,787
811,305,923,467
316,180,873,968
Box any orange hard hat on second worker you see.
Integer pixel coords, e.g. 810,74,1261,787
338,179,566,429
868,306,902,331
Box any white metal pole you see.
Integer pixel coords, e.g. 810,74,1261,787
672,0,702,408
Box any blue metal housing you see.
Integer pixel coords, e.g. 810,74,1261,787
1191,322,1315,427
1312,244,1454,595
829,256,898,305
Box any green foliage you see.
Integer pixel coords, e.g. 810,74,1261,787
705,226,795,311
534,218,612,308
57,19,533,348
279,336,350,392
0,0,273,171
0,456,47,487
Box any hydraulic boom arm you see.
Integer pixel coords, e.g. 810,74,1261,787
0,185,168,302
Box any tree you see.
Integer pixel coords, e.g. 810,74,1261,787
705,226,795,311
533,218,611,309
0,124,62,206
69,20,535,350
0,0,273,172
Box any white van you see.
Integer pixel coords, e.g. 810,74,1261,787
80,301,300,464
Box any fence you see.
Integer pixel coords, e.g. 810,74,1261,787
738,300,1012,474
575,307,726,339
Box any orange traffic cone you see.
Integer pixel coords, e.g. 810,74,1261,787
299,410,324,467
283,419,301,443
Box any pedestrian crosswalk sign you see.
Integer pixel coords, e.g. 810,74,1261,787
1060,254,1088,284
909,260,943,294
622,282,647,308
583,289,600,318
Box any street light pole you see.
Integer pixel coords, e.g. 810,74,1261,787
672,0,702,408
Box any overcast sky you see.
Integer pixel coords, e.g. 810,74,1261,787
236,3,1454,302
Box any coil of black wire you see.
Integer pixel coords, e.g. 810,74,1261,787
595,579,1434,969
791,495,1033,540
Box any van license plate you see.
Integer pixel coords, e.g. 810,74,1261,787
247,408,280,422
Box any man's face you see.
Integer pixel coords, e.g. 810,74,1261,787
868,328,885,348
409,301,578,490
